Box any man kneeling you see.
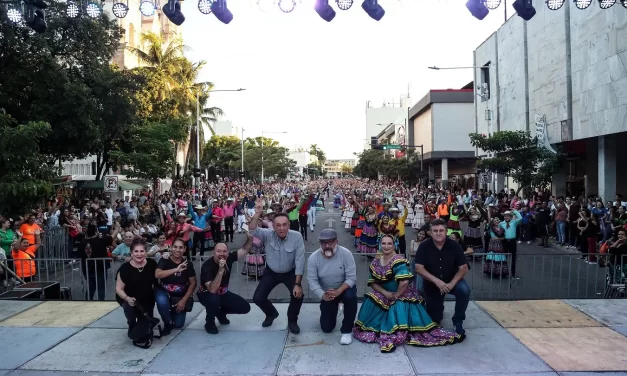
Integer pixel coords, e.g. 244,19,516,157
307,229,357,345
197,233,253,334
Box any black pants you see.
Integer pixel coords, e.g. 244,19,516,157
198,290,250,326
502,238,518,277
520,223,531,242
398,235,406,255
569,222,579,247
210,221,222,243
253,268,303,322
289,220,299,231
192,231,208,257
224,217,234,242
298,214,308,240
120,301,155,333
320,286,358,334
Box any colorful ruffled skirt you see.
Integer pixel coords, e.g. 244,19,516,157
358,223,379,254
353,287,463,352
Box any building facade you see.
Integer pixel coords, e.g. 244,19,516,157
324,159,356,177
213,120,241,139
408,89,477,188
473,2,627,199
364,98,410,150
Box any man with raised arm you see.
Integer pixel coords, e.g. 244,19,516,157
249,197,306,334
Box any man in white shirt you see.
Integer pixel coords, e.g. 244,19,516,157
307,229,357,345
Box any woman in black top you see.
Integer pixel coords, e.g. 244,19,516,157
115,237,158,337
155,238,197,335
577,208,598,264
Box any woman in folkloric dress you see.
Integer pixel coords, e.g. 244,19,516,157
412,201,425,229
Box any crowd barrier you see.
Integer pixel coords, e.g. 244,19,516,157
1,251,623,303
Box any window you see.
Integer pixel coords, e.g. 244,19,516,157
480,62,491,101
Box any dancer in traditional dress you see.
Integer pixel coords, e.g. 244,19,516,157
377,212,399,253
353,234,463,353
358,205,379,254
412,201,425,229
447,205,463,237
463,200,486,255
484,217,508,278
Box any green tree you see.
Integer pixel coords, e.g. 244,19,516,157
110,120,187,180
243,137,296,179
353,149,386,179
0,113,56,217
0,0,124,165
469,131,562,193
202,135,242,168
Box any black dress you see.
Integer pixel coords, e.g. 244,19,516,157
116,259,158,311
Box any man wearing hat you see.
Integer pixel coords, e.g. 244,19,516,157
307,229,357,345
500,209,522,278
188,202,212,259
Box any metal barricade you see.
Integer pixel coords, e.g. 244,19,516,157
0,252,618,302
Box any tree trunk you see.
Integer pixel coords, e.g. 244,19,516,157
95,152,108,181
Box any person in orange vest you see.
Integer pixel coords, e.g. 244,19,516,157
12,237,37,282
437,199,450,223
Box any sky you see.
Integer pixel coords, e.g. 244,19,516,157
181,0,515,159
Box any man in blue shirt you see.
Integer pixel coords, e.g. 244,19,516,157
188,202,212,259
501,210,522,279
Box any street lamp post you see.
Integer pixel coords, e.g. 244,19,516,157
261,130,288,182
193,87,246,191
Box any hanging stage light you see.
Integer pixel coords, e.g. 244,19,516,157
211,0,233,24
466,0,488,20
513,0,535,20
112,2,129,17
139,0,156,16
598,0,615,8
67,1,79,17
24,0,47,32
574,0,592,9
546,0,565,9
336,0,353,10
621,0,627,8
314,0,335,21
485,0,502,9
85,1,101,17
198,0,214,14
162,0,184,24
278,0,296,12
7,5,22,22
362,0,384,20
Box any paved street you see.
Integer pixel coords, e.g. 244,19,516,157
20,207,607,303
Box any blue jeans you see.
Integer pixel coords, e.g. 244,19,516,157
424,279,471,326
198,290,250,326
319,286,358,334
154,288,188,329
556,221,566,244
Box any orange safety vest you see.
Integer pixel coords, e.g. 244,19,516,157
438,204,449,217
11,247,37,279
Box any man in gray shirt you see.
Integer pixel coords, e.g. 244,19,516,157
249,198,305,334
307,229,357,345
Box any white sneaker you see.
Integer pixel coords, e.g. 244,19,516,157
340,333,352,345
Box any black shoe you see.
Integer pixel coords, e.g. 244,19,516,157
205,323,219,334
161,322,174,336
262,313,279,327
288,321,300,334
217,315,230,325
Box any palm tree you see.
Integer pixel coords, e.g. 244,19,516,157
309,144,327,166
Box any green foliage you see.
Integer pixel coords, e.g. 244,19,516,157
309,144,327,166
0,114,55,217
110,120,187,180
353,149,422,183
202,135,242,168
469,131,562,192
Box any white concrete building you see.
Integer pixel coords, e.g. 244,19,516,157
473,2,627,199
324,159,356,177
365,98,411,150
212,120,241,139
408,89,476,187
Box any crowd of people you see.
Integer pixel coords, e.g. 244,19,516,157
1,177,627,351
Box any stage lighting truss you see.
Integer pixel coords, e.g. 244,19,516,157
336,0,353,10
278,0,296,12
546,0,565,9
198,0,214,14
484,0,501,9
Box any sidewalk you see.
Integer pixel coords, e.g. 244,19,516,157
1,299,627,375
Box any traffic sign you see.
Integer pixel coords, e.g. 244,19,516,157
382,144,402,150
104,176,119,192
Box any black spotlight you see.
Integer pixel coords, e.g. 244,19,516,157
513,0,536,20
314,0,335,21
362,0,384,20
211,0,233,24
163,0,185,24
466,0,489,20
24,0,47,33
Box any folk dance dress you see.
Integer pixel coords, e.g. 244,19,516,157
412,204,425,229
484,224,508,277
353,255,463,352
463,206,485,253
358,211,379,254
447,209,463,237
